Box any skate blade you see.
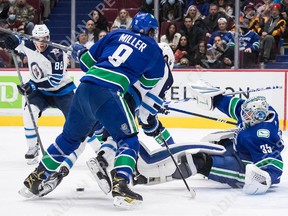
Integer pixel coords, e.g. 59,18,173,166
27,157,39,165
113,196,142,209
86,158,111,195
18,185,36,198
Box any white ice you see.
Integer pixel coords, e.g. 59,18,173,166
0,127,288,216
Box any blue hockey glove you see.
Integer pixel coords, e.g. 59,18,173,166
71,43,87,62
17,81,37,95
4,34,21,50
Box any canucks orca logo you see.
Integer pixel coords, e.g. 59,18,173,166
257,129,270,138
31,62,44,80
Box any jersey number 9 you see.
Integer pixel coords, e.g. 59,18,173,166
108,44,133,67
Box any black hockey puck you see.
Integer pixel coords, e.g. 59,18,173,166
76,187,85,192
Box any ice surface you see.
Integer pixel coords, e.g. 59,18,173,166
0,127,287,216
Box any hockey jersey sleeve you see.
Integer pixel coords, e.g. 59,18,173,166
139,49,166,91
213,95,245,122
138,63,173,124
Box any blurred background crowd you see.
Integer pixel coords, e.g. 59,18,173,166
0,0,287,69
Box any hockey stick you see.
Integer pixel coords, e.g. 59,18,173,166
164,85,283,106
223,85,283,96
165,107,237,126
11,51,45,154
0,27,72,52
160,133,196,198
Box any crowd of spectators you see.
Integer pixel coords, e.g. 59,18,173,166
0,0,57,67
52,0,288,69
0,0,287,69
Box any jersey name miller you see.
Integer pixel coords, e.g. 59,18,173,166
118,34,147,52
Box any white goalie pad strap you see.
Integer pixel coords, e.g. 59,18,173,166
185,152,197,176
243,164,271,195
201,129,237,143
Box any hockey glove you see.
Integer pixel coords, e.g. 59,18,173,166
243,164,271,195
17,81,37,95
71,43,87,62
189,79,225,111
158,105,170,115
142,119,163,137
4,34,21,50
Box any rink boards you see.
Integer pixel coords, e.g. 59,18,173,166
0,69,287,130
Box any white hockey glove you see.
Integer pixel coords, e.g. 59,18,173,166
243,164,271,195
188,79,225,111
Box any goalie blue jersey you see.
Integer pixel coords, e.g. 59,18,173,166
79,29,165,93
214,95,284,184
16,40,75,96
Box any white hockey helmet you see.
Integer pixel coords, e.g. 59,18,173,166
240,96,269,128
32,24,50,40
158,42,174,71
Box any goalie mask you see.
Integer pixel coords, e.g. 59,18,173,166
32,24,50,51
158,42,174,71
240,96,269,128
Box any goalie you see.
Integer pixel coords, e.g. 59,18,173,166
180,80,284,195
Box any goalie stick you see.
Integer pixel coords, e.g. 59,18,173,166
0,26,72,52
160,133,196,199
165,107,237,125
11,51,45,154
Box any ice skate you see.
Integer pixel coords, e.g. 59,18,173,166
86,154,112,195
112,176,143,209
19,165,69,198
25,145,39,165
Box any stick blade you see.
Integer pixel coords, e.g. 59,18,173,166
189,188,196,199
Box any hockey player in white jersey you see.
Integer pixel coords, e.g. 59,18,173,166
3,24,76,164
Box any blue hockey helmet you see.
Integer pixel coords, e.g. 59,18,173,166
131,12,158,35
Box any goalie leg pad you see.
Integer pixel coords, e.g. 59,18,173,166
243,164,271,195
137,156,176,184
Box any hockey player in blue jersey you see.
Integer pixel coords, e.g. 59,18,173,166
3,24,76,164
169,80,284,195
18,12,166,208
128,80,284,195
86,42,176,194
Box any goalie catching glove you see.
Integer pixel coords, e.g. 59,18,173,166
188,79,225,111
